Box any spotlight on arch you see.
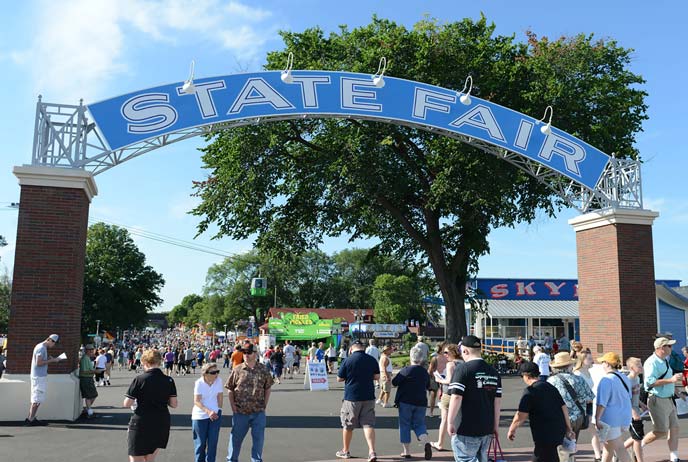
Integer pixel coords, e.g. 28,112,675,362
182,60,196,94
458,75,473,105
539,105,554,135
372,57,387,88
281,52,294,84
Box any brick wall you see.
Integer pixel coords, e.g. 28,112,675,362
575,222,657,362
7,185,90,374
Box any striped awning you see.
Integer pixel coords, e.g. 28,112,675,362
485,299,579,318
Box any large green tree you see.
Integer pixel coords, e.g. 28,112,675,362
167,293,203,326
192,17,647,342
372,274,421,324
0,272,9,332
83,223,165,337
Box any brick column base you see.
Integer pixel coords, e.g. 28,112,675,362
7,166,97,375
569,208,659,362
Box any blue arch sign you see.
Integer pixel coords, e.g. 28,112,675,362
87,71,610,188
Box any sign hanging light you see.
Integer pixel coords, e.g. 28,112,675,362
182,60,196,94
539,105,554,135
281,52,294,84
372,57,387,88
458,75,473,105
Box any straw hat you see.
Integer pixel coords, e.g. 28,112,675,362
550,352,575,369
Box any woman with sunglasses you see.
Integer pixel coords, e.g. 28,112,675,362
192,362,224,462
430,343,462,452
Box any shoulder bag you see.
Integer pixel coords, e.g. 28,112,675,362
559,374,589,430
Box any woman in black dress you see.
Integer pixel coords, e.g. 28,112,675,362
123,349,178,461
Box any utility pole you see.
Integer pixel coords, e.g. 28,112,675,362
95,319,101,348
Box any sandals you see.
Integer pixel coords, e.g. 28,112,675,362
430,442,444,451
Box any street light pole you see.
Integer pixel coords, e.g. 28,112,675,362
224,324,228,345
96,319,101,348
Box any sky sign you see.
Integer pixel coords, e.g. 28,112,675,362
87,71,611,189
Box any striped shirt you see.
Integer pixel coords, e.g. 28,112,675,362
448,358,502,436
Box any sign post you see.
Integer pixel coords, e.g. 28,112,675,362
304,360,329,391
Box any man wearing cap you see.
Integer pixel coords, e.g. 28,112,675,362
447,335,502,462
336,339,381,462
225,341,273,462
508,361,574,461
642,337,683,462
78,344,98,418
25,334,63,426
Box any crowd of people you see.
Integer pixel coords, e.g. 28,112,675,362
20,328,688,462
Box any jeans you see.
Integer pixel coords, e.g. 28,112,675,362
192,411,222,462
398,402,428,444
227,411,266,462
451,433,493,462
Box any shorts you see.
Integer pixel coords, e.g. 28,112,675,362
629,419,645,441
79,377,98,400
328,357,337,363
285,357,295,369
439,393,451,410
164,362,173,369
31,376,47,404
648,395,680,432
380,377,392,393
598,425,623,443
340,400,376,429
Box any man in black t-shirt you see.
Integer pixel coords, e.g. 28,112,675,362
508,362,574,462
447,335,502,462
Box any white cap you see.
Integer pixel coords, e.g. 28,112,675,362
48,334,59,342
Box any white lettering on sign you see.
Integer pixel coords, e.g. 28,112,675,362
516,282,536,296
122,93,178,134
340,78,382,112
538,134,586,176
228,78,294,114
514,120,534,150
412,88,456,120
176,80,226,119
544,281,566,296
291,75,331,108
490,284,509,299
449,105,506,142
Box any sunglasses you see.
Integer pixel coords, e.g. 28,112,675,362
205,370,220,375
442,352,449,355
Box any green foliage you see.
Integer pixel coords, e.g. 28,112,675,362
0,272,9,332
83,223,165,337
167,293,203,326
402,332,418,352
372,274,419,323
192,16,647,342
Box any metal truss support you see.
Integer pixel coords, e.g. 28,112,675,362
30,98,643,213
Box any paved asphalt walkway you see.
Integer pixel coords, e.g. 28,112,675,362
2,367,688,461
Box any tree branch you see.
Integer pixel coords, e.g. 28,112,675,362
288,121,326,152
375,195,431,253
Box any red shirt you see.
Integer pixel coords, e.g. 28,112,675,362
683,358,688,386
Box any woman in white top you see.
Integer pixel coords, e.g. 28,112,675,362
532,346,550,381
192,362,224,462
574,350,603,461
94,349,108,386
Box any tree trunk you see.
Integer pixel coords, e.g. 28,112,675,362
428,257,469,343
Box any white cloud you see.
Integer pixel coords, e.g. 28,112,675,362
16,0,276,101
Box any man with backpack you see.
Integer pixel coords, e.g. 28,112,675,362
642,337,684,462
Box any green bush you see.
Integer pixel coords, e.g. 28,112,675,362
391,355,410,368
402,332,417,351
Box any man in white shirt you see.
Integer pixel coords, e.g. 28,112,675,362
26,334,63,426
532,346,550,381
365,339,380,361
283,340,296,378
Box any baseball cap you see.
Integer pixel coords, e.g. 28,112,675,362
48,334,59,343
597,352,622,368
84,344,95,349
654,337,676,349
461,335,481,348
518,361,541,376
351,339,364,347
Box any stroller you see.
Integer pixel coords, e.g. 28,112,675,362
495,354,517,375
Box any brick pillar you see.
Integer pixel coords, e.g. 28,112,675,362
569,208,659,362
7,166,97,375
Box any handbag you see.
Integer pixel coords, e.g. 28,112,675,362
559,375,589,429
488,433,506,462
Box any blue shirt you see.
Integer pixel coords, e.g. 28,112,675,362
315,348,325,361
596,372,632,427
643,353,674,398
392,364,429,407
338,350,379,401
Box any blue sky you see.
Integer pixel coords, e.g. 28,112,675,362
1,1,687,312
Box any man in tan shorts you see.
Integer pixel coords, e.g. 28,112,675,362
642,337,683,462
377,344,394,408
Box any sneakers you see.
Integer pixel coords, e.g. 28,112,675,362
30,419,48,426
424,442,433,460
375,399,382,405
368,452,377,462
335,450,351,459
